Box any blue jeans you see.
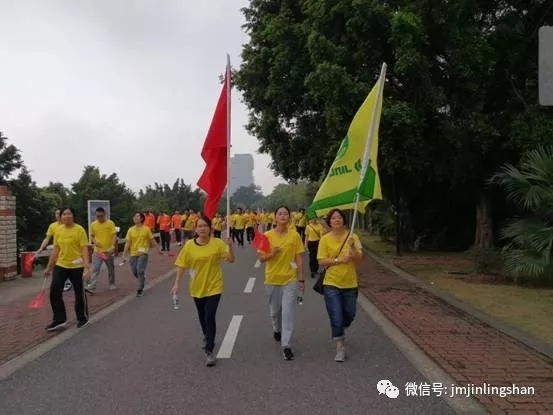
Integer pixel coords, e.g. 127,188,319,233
323,285,358,340
129,254,149,290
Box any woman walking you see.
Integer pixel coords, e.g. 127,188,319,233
257,206,305,361
122,212,163,297
44,207,90,331
171,216,234,367
305,217,326,278
317,208,363,362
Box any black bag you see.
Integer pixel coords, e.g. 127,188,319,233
313,236,348,295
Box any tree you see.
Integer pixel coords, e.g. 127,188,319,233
236,0,553,251
9,168,53,249
263,181,318,210
0,131,23,183
232,184,264,209
492,146,553,285
137,179,205,213
70,166,136,232
43,182,71,207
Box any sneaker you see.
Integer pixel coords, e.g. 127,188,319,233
45,321,67,331
282,347,294,360
77,319,89,329
273,331,281,342
63,282,72,292
334,347,346,362
136,289,144,297
205,352,216,367
109,284,117,291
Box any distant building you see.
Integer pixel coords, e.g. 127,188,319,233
229,153,254,195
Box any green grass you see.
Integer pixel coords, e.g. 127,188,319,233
360,233,553,346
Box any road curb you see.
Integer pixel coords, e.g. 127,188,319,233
364,249,553,361
357,291,489,414
0,268,176,381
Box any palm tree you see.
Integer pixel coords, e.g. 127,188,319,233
491,146,553,284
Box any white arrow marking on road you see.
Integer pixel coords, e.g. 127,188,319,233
216,315,243,359
243,277,256,293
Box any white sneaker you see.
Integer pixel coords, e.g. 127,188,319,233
63,282,72,292
334,347,346,362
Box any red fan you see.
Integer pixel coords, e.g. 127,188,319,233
98,252,108,260
252,229,271,253
28,276,48,309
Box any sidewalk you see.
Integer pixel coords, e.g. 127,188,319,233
0,249,176,367
358,252,553,414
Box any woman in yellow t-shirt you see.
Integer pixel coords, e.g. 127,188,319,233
171,216,234,367
257,206,305,361
211,213,223,238
305,217,326,278
317,208,363,362
44,207,91,331
123,212,163,297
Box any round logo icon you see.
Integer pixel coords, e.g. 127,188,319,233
335,135,349,161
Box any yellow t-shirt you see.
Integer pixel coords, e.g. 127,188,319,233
46,221,62,239
174,238,230,298
53,224,89,269
184,215,196,231
261,229,305,285
245,213,255,228
297,214,307,227
212,217,222,231
233,214,245,230
125,225,153,257
269,213,276,225
305,223,325,242
317,233,363,289
91,219,116,253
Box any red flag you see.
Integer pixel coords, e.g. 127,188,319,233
197,61,230,219
253,228,271,253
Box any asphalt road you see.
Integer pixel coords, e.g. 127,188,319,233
0,245,456,415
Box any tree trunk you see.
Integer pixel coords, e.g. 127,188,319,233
474,193,494,249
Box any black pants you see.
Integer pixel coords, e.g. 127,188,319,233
193,294,221,353
230,228,237,242
50,266,88,323
296,226,306,242
235,228,244,246
307,240,320,274
174,229,182,243
246,227,254,243
160,230,170,251
213,230,221,238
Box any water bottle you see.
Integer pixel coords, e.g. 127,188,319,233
172,293,180,310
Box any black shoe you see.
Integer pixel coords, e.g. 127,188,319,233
136,289,144,297
273,331,281,342
77,319,89,328
283,347,294,360
45,321,67,331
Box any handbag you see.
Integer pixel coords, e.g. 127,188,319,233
313,235,348,295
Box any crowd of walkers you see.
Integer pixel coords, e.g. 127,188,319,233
37,205,364,367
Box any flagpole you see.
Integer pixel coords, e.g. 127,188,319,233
349,62,387,238
226,54,232,239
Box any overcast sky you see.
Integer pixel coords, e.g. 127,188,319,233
0,0,283,195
